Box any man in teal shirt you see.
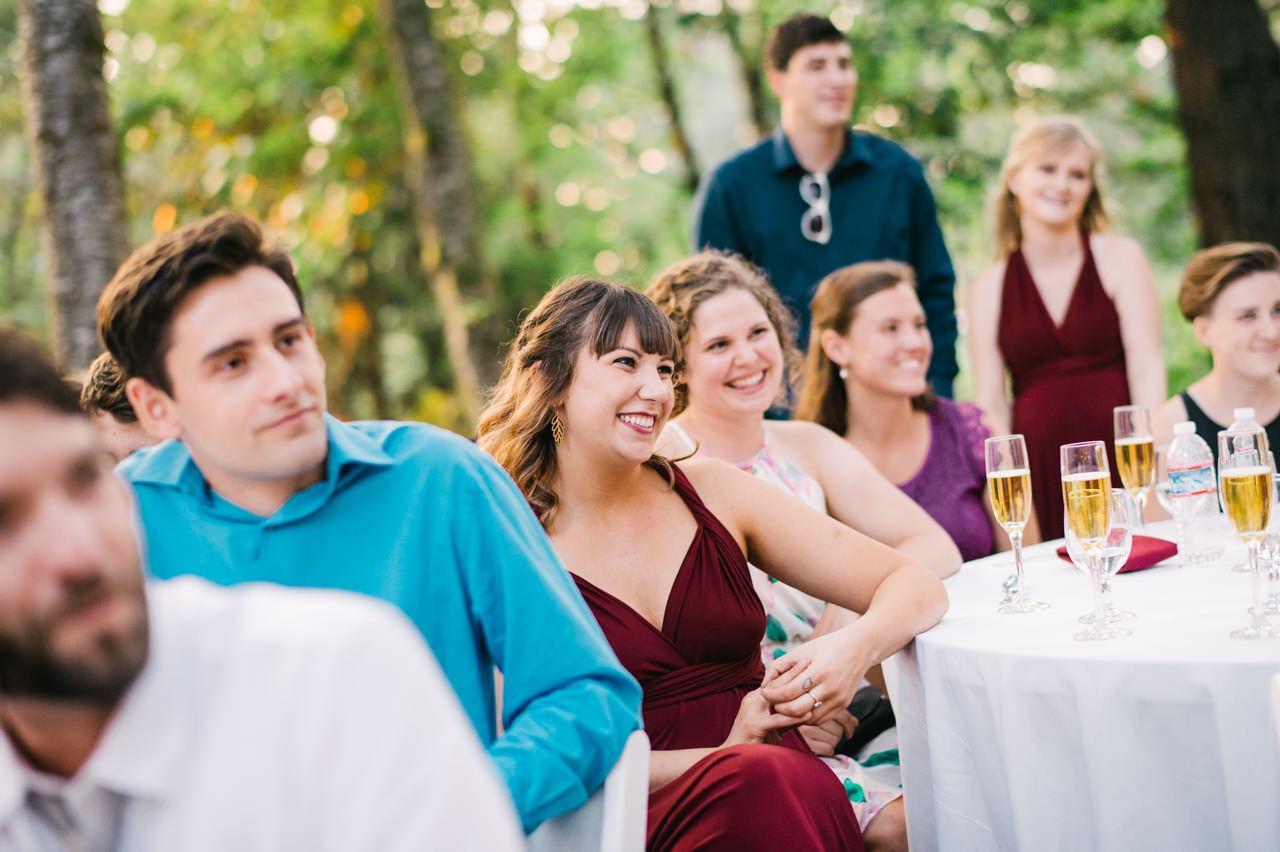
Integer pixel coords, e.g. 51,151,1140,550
98,211,642,832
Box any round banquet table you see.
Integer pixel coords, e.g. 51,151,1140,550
882,520,1280,852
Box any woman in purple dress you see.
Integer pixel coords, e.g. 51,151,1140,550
797,260,1036,559
478,277,947,851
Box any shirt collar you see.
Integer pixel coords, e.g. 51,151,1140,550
0,586,182,824
122,415,394,521
770,126,869,174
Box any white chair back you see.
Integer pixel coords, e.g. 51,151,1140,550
529,729,649,852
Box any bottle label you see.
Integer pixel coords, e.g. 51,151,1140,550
1168,461,1217,497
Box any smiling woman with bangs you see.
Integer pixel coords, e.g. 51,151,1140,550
477,277,947,852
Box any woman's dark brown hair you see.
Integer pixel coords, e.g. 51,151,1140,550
795,260,932,436
476,277,682,528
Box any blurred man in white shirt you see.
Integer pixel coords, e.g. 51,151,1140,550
0,326,523,851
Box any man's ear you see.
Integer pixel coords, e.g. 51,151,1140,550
126,377,183,441
765,67,787,102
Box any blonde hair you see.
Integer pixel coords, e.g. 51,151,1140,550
476,277,681,528
1178,241,1280,321
646,250,800,414
992,115,1110,257
795,260,931,435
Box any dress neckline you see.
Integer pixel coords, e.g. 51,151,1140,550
1014,229,1094,337
570,466,708,639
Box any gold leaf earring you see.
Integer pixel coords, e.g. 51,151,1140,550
550,414,565,445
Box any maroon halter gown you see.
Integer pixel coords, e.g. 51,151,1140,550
997,232,1129,539
572,466,864,851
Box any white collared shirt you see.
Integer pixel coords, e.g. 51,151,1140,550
0,577,525,851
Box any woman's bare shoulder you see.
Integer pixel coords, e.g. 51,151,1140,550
970,258,1008,293
1090,232,1147,266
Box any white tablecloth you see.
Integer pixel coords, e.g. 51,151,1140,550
883,521,1280,852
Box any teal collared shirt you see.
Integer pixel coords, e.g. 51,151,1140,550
119,416,642,833
693,126,958,397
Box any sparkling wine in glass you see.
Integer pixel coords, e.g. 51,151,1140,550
1219,427,1278,639
1114,405,1155,527
1066,488,1137,624
1061,441,1126,640
985,434,1047,614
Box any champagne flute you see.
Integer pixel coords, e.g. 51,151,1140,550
1065,488,1137,623
1114,405,1155,527
1220,427,1279,638
985,435,1047,613
1265,467,1280,615
1061,441,1127,640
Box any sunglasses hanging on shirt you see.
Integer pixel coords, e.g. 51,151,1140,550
799,172,832,245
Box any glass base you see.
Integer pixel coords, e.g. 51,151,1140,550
1078,608,1135,624
1074,624,1132,641
1231,561,1250,573
998,597,1048,614
1229,621,1280,639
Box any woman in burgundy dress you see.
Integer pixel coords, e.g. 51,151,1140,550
478,278,947,851
968,116,1165,539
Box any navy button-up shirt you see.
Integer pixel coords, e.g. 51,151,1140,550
693,127,958,397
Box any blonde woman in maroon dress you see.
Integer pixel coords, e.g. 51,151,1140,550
967,116,1165,538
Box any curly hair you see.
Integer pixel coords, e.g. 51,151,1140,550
992,115,1110,258
80,351,137,423
646,250,800,415
795,260,932,436
476,277,682,529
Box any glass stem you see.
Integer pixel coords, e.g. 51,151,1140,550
1010,529,1025,597
1134,491,1147,529
1089,547,1108,627
1248,537,1265,631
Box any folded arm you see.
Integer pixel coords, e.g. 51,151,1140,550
686,459,948,727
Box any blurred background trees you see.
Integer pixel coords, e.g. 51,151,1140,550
3,0,1278,430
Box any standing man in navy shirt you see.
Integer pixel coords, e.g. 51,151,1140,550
693,13,958,397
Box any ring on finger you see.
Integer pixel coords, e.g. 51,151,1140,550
801,677,814,691
807,690,822,711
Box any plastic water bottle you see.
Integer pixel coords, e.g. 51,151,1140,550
1229,407,1267,450
1167,420,1223,565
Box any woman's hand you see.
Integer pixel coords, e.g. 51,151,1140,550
759,630,868,728
798,710,858,757
723,688,806,747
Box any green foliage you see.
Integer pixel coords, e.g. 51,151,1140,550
0,0,1253,416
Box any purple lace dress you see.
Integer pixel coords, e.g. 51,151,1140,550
897,399,994,562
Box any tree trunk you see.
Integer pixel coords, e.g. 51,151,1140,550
719,6,770,138
1166,0,1280,247
17,0,130,370
644,6,700,194
380,0,487,426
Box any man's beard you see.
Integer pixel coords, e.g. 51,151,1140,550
0,572,149,704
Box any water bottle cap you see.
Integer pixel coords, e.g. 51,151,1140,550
1173,421,1196,435
1233,407,1256,421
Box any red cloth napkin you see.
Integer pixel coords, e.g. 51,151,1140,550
1056,535,1178,573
